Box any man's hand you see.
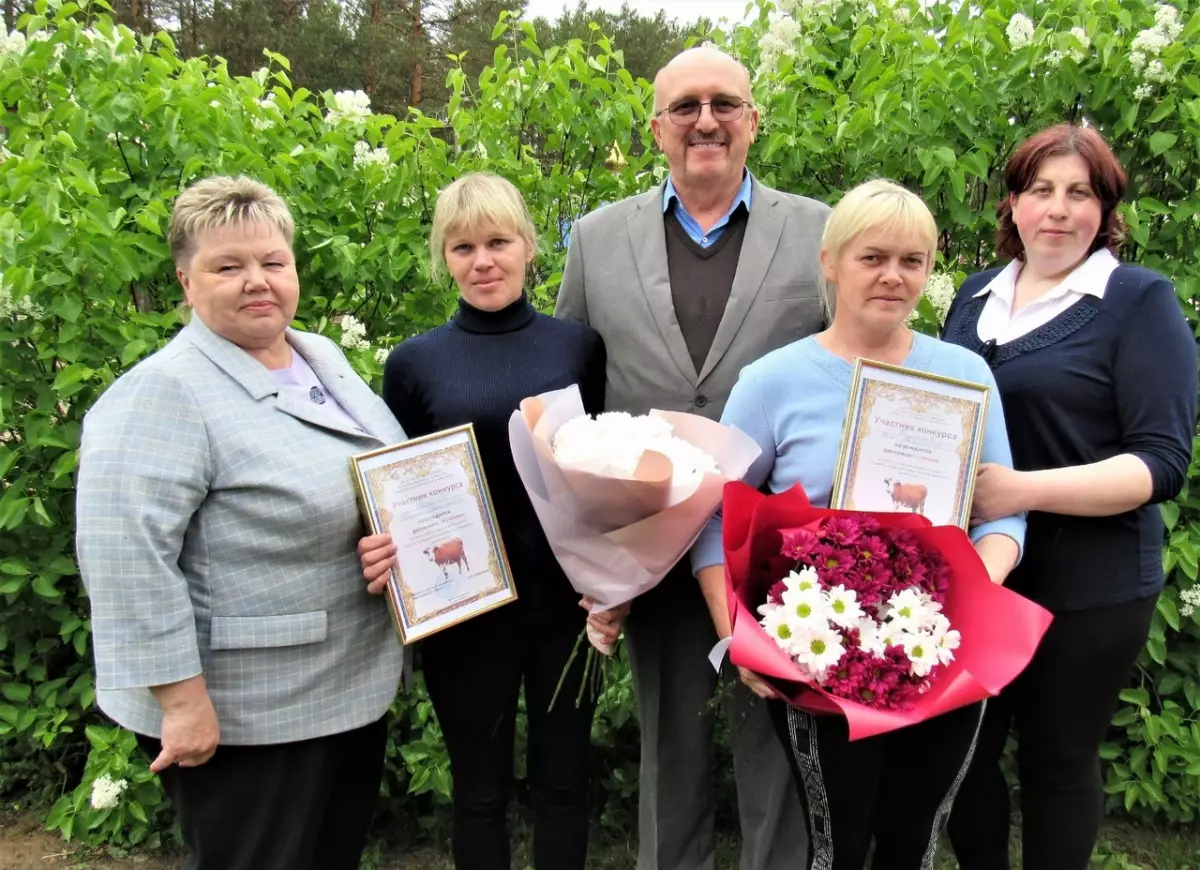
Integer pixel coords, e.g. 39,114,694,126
149,676,220,772
358,533,397,595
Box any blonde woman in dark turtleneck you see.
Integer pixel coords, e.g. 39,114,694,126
356,173,611,870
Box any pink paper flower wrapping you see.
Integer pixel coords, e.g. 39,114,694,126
508,384,762,654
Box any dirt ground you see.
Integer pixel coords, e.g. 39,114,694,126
0,815,463,870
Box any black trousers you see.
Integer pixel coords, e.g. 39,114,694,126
768,699,984,870
135,716,387,870
948,593,1157,870
421,603,597,870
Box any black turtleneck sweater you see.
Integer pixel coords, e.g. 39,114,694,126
382,293,607,625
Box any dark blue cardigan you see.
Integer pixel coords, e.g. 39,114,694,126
942,263,1198,611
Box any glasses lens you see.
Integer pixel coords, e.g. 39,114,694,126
669,100,700,122
711,99,743,121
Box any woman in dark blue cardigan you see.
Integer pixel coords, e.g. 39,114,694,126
357,173,611,870
941,124,1198,870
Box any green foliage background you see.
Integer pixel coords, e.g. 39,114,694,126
1,0,1199,851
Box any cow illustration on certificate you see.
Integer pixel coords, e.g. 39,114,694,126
351,425,517,644
829,360,991,531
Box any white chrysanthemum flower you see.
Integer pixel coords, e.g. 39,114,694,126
932,625,961,665
1180,586,1200,619
781,586,832,629
325,89,372,125
824,585,864,629
353,140,392,175
552,412,719,487
882,587,940,633
339,314,370,351
1006,13,1035,50
785,566,820,593
793,621,846,678
89,775,128,810
761,603,801,650
1145,59,1173,83
373,347,389,365
1133,83,1155,100
899,632,939,677
857,618,887,657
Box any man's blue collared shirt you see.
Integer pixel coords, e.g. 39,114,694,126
662,171,753,248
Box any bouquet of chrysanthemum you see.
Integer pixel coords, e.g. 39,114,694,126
724,481,1053,739
508,384,761,706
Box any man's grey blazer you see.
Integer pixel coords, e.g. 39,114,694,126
76,315,406,745
555,177,831,420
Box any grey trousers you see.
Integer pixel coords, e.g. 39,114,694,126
625,562,809,870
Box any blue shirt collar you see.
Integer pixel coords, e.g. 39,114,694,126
662,169,754,218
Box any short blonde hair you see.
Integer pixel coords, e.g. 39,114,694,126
429,173,538,282
168,175,295,266
819,179,938,318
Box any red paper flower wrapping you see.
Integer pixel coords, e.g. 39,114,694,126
723,481,1054,740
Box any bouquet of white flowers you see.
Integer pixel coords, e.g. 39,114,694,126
508,384,760,704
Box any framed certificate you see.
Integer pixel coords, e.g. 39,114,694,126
828,359,991,531
351,424,517,644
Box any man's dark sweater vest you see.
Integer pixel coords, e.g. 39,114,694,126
665,205,749,375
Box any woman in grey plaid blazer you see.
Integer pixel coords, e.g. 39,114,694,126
75,176,406,870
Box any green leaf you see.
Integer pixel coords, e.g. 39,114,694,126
1161,501,1180,530
0,558,31,576
1158,596,1181,632
1,683,31,703
31,575,61,600
52,295,84,323
1120,686,1150,707
1149,132,1178,155
52,364,94,393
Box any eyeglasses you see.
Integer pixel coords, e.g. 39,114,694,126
654,96,752,126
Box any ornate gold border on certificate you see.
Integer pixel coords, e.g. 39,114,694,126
829,359,991,531
349,424,518,644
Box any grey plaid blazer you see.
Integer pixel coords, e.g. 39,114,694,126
76,315,406,745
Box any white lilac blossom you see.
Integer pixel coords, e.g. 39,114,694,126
1180,586,1200,619
1145,59,1173,83
352,140,392,175
1006,13,1036,50
1045,49,1065,68
908,272,955,326
552,411,720,488
893,6,911,23
325,90,372,126
0,279,44,320
339,314,370,351
373,347,389,365
1154,3,1184,39
0,28,26,59
89,775,129,810
1133,83,1155,100
252,95,278,131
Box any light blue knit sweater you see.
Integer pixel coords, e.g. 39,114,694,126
691,332,1026,573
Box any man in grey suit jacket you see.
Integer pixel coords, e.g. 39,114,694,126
555,47,830,870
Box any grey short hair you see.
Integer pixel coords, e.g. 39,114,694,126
168,175,295,266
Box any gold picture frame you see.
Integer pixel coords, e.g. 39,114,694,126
828,359,991,531
350,424,517,644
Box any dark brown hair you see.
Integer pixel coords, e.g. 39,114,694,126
996,124,1127,261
